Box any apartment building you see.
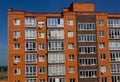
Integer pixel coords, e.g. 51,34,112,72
8,2,120,82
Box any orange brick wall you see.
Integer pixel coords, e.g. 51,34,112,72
8,11,26,82
96,13,111,82
63,12,79,82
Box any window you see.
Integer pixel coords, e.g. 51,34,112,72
109,41,120,50
101,66,106,73
78,23,95,30
48,41,64,51
78,34,96,42
79,46,96,54
14,80,20,82
14,43,20,50
39,44,44,50
39,32,44,38
14,68,21,75
111,75,120,82
25,17,36,27
40,67,45,73
68,43,74,49
26,53,36,64
111,63,120,73
14,31,20,38
47,18,64,27
102,77,107,82
26,66,36,76
14,56,20,63
108,18,120,27
48,78,65,82
48,65,65,76
79,58,97,66
25,30,36,39
69,54,74,61
110,52,120,61
39,56,45,62
40,79,45,82
68,19,73,26
99,31,104,37
69,66,75,73
109,29,120,39
68,31,74,37
100,42,105,49
26,78,36,82
48,53,64,63
14,19,20,25
26,42,36,51
38,21,44,27
98,20,104,26
70,78,75,82
47,29,64,39
80,70,97,78
101,54,106,60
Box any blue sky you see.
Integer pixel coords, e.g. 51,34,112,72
0,0,120,66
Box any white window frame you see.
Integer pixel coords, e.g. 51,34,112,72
40,67,45,74
26,66,37,76
14,56,20,63
26,53,37,64
109,29,120,39
100,42,105,49
102,77,107,82
25,17,36,27
101,66,106,73
39,32,45,38
40,79,45,82
98,19,104,26
80,70,97,78
79,58,97,66
111,63,120,73
79,46,96,54
47,29,64,39
48,53,64,63
48,41,64,51
69,54,75,61
38,21,44,28
68,31,74,37
26,42,36,51
14,19,20,25
39,44,44,50
108,18,120,27
70,78,75,82
47,18,64,27
99,31,104,37
26,78,37,82
14,68,21,75
111,75,120,82
110,52,120,61
68,43,74,49
78,23,95,31
78,34,96,42
109,41,120,50
14,43,20,50
101,54,106,60
48,65,65,76
14,31,20,38
69,66,75,73
68,19,73,26
25,29,36,39
39,56,45,62
48,78,65,82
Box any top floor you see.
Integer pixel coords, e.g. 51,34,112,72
8,2,120,28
